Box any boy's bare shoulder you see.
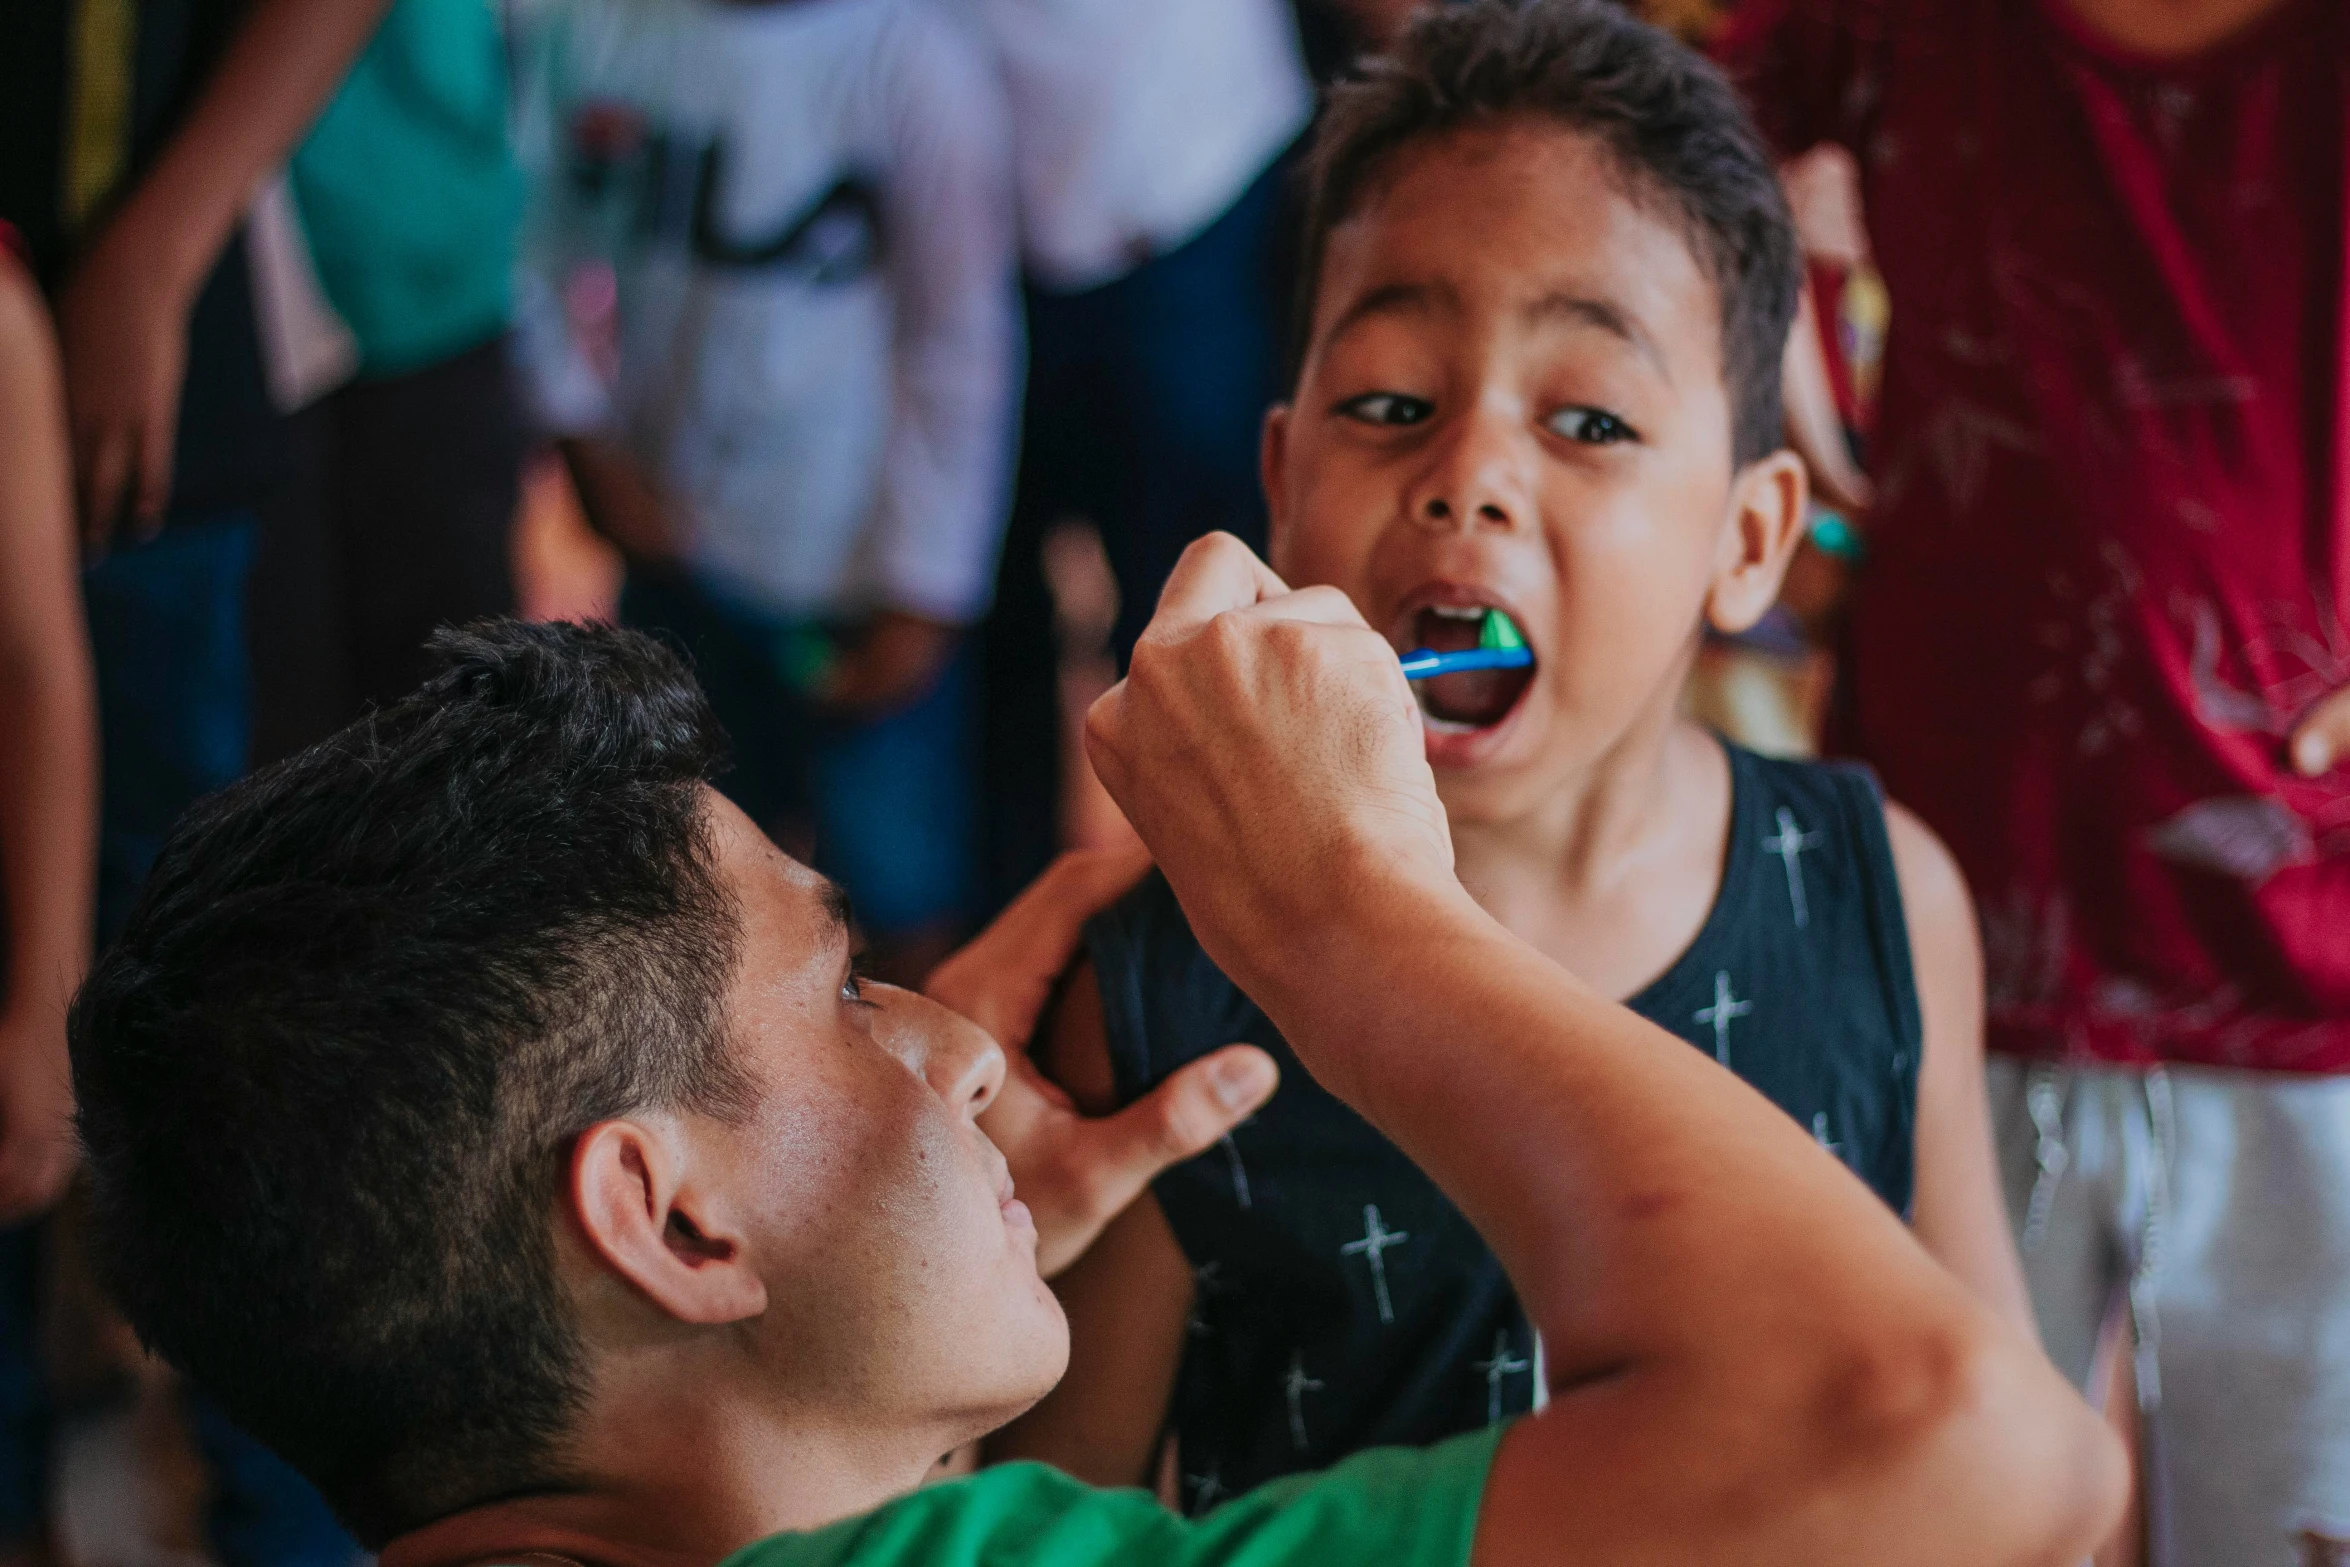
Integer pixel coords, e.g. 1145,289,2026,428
1882,800,1974,939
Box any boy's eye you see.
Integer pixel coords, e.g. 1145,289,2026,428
1336,392,1435,427
1546,406,1637,445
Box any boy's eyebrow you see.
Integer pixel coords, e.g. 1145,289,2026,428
1524,292,1668,379
1324,279,1454,348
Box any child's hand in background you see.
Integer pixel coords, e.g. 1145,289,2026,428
817,610,960,716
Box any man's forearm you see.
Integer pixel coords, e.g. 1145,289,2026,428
91,0,396,300
1249,877,2121,1563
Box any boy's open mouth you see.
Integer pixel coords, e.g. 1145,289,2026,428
1410,605,1538,731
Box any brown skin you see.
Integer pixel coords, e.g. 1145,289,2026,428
1087,535,2123,1566
0,255,98,1220
398,535,2120,1567
56,0,396,542
995,118,2032,1484
395,807,1272,1567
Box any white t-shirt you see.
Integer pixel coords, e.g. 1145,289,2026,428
515,0,1018,624
953,0,1313,290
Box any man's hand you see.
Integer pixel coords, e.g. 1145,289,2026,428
2292,686,2350,777
928,846,1277,1278
1084,533,1453,1003
57,239,193,548
0,1008,78,1224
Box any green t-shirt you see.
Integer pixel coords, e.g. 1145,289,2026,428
725,1426,1507,1567
290,0,521,374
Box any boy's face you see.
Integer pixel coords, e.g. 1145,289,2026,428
1266,121,1797,822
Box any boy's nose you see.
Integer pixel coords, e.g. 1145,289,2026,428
1409,409,1530,534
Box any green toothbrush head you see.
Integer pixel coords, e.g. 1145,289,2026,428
1478,608,1527,653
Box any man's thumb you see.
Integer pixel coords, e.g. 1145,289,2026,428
1109,1045,1278,1177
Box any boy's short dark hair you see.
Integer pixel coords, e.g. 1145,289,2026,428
71,622,748,1547
1296,0,1801,466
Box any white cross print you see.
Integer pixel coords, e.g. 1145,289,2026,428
1185,1463,1226,1515
1283,1351,1325,1450
1340,1203,1411,1324
1763,807,1825,929
1694,971,1753,1066
1472,1330,1530,1425
1221,1132,1253,1210
1188,1260,1235,1338
1812,1112,1844,1161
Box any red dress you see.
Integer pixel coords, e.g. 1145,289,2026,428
1720,0,2350,1071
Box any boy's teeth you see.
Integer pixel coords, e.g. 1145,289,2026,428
1429,605,1482,621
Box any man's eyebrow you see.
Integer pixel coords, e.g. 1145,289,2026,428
1324,279,1455,348
817,880,854,942
1524,292,1669,378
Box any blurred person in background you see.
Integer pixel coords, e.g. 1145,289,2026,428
516,0,1018,984
1720,0,2350,1561
0,228,100,1567
967,0,1313,900
0,0,524,1558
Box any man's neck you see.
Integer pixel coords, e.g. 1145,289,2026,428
385,1391,950,1567
2061,0,2297,57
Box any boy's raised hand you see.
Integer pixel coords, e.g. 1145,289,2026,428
927,844,1277,1279
1085,533,1454,1006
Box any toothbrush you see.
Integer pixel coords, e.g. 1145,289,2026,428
1399,608,1533,680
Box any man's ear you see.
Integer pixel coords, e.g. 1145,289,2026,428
1260,403,1293,564
1705,449,1809,637
570,1118,769,1326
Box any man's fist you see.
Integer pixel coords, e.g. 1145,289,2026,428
1084,534,1453,1005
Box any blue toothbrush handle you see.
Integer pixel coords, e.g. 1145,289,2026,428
1399,646,1536,679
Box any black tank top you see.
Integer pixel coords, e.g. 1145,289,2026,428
1084,742,1922,1514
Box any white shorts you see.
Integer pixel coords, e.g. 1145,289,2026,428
1987,1058,2350,1567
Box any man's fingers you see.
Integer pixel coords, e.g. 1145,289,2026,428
1143,533,1293,643
1230,582,1376,633
1086,1045,1278,1205
2290,686,2350,777
925,845,1152,1047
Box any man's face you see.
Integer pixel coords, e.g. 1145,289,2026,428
702,794,1066,1436
1268,121,1742,825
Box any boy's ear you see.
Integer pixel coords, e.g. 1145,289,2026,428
1704,449,1809,637
1260,403,1293,563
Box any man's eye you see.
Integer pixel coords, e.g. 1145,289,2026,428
1547,407,1636,445
841,966,877,1007
1336,392,1434,427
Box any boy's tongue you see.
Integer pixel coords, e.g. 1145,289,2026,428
1415,607,1535,730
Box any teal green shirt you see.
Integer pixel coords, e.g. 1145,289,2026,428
725,1427,1506,1567
290,0,520,374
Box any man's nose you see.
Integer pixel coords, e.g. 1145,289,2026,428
877,987,1006,1120
1407,400,1530,534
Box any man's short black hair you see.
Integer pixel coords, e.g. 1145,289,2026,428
71,622,749,1547
1295,0,1801,466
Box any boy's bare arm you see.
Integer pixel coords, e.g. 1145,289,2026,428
1092,535,2124,1567
1889,803,2039,1337
984,962,1193,1487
